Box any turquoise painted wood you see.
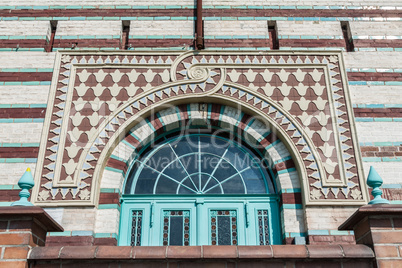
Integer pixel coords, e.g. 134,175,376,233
367,166,389,204
119,195,281,246
11,168,35,206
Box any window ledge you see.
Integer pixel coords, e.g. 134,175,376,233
29,245,374,260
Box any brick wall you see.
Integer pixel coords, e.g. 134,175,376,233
0,207,63,268
340,205,402,267
0,1,401,245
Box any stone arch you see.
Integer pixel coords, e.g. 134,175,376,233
100,100,307,239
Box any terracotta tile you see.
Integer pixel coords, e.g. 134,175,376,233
272,245,308,258
96,246,132,259
166,246,201,259
237,246,273,259
341,245,374,258
202,245,237,258
133,246,167,259
59,246,97,259
307,245,343,259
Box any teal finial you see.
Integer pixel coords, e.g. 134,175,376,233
11,168,35,206
367,166,389,205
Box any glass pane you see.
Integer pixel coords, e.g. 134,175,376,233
179,154,198,176
127,133,274,195
200,135,228,156
163,210,190,246
171,136,199,156
242,167,267,194
145,146,175,171
211,162,236,183
258,210,270,245
134,166,158,194
131,210,142,246
221,175,245,194
210,210,237,245
155,175,181,194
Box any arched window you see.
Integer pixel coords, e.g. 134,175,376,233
119,130,281,246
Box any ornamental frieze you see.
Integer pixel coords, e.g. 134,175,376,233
32,51,368,206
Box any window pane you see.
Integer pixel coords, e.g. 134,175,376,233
258,210,270,245
210,210,237,245
163,210,190,246
134,166,158,194
131,210,142,246
155,175,181,194
127,133,274,195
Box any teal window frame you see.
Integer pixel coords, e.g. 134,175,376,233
119,195,281,246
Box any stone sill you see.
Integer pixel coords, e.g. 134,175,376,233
0,206,63,232
29,245,374,260
339,204,402,230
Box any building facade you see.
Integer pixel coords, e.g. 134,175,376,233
0,0,401,267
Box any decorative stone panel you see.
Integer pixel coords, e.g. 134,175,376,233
32,51,368,206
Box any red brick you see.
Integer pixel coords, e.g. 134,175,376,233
0,233,31,245
374,245,399,258
369,218,392,229
0,72,52,82
0,261,27,268
0,108,45,119
0,190,20,202
371,231,402,244
360,146,379,152
3,246,29,259
8,220,34,231
45,236,94,246
98,193,120,205
377,260,402,268
93,237,117,246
